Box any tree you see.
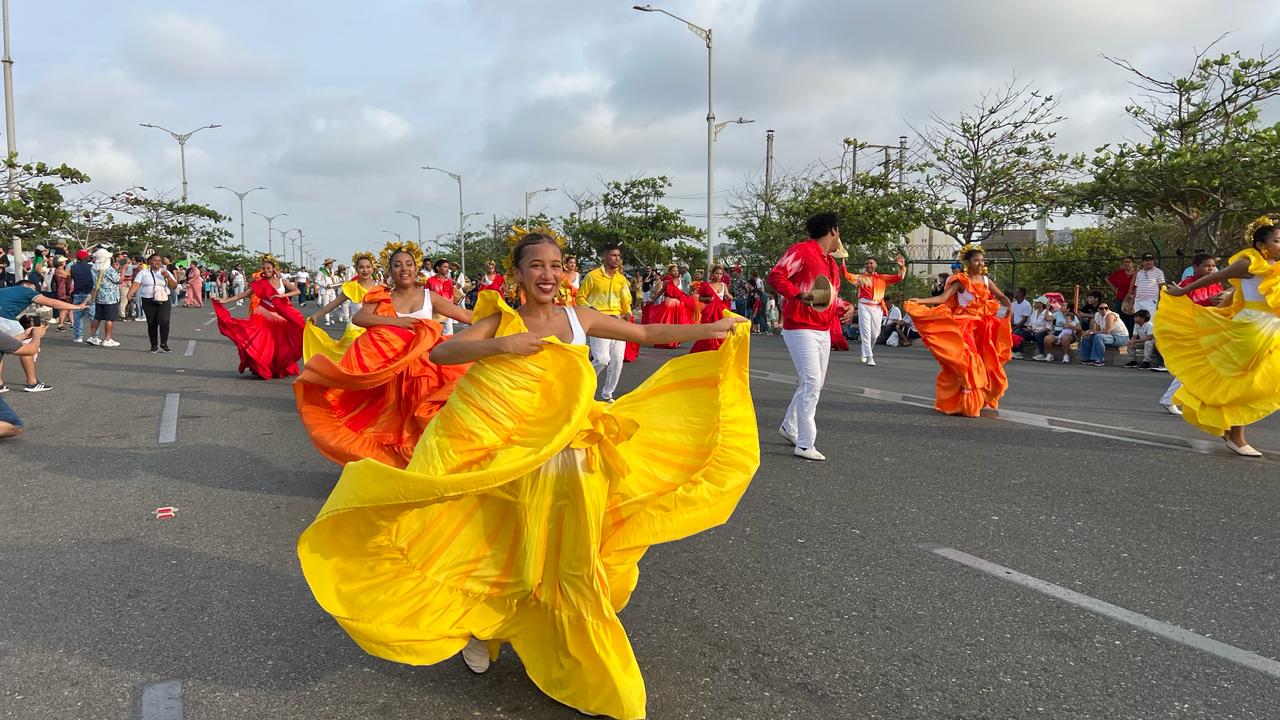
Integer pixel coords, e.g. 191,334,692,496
0,154,91,249
559,176,704,269
1078,41,1280,253
1017,227,1126,296
724,168,925,271
914,79,1080,246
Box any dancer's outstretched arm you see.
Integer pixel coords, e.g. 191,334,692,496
578,307,744,345
430,291,473,324
908,281,960,307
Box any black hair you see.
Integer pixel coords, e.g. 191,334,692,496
1016,287,1028,295
865,255,877,262
962,247,984,261
1086,290,1103,302
1252,224,1278,248
431,258,448,271
17,279,36,288
147,253,162,262
805,212,839,240
1135,309,1151,321
600,243,621,255
1192,252,1214,267
513,232,562,267
1122,255,1134,262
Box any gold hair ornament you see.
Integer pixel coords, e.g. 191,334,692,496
378,240,425,272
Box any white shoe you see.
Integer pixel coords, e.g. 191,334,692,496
866,358,876,367
1062,355,1070,364
778,426,797,445
1160,402,1182,416
102,339,120,348
86,336,102,346
1224,436,1262,458
1043,354,1053,362
794,446,826,461
461,636,491,674
1032,354,1045,361
860,356,868,364
73,337,84,343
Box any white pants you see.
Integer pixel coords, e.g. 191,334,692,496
781,328,831,449
588,335,625,400
318,287,337,322
858,302,883,359
440,318,455,335
1161,377,1181,406
1135,298,1158,319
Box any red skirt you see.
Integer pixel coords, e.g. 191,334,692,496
645,297,694,348
214,296,306,379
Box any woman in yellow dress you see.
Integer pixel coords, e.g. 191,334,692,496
1157,216,1280,457
297,231,756,719
302,252,380,363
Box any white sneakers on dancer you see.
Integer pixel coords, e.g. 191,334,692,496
794,446,826,461
461,636,490,674
781,328,830,459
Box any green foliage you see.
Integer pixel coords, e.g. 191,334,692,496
0,154,91,247
1077,45,1280,252
915,80,1081,245
1017,227,1126,295
560,176,705,270
724,172,925,272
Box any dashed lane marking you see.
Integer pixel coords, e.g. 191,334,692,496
919,543,1280,681
183,340,196,357
138,680,182,720
158,393,180,444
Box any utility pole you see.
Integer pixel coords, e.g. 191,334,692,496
763,129,775,222
898,135,908,185
2,0,21,275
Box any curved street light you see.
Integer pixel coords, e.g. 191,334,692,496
252,211,288,256
214,185,266,248
139,122,221,202
421,164,466,276
523,186,556,226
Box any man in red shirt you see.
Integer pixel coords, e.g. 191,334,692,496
425,259,457,334
1159,252,1224,415
842,254,905,366
767,212,854,461
1106,256,1136,328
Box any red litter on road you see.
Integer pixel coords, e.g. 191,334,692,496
154,506,178,520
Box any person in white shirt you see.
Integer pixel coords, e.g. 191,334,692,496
879,302,915,347
1077,302,1129,366
1008,287,1034,357
316,259,339,325
295,267,311,306
1026,296,1055,359
230,267,246,306
1124,309,1156,368
1043,305,1081,363
1127,253,1165,319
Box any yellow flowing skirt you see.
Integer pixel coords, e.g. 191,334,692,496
1155,292,1280,435
302,319,365,364
297,293,759,719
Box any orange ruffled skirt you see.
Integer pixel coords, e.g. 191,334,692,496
905,301,1012,417
293,321,468,467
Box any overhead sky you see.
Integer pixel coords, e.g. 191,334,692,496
12,0,1280,264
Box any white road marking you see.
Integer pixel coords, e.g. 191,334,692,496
203,317,216,326
749,370,1272,458
183,340,196,357
919,543,1280,681
159,393,180,444
139,680,183,720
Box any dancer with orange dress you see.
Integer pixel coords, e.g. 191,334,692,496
294,242,472,467
214,256,307,379
298,231,755,720
556,254,581,305
905,243,1013,417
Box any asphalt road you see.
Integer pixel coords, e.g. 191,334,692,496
2,307,1279,719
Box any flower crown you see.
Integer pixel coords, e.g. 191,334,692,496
503,225,568,298
259,252,281,267
956,242,988,274
351,250,376,267
1245,215,1277,243
377,240,425,271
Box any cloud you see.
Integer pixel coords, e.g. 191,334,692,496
128,13,285,84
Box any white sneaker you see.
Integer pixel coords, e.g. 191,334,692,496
1032,354,1045,361
867,358,876,366
1062,355,1070,364
73,337,84,343
1160,402,1182,416
794,446,826,461
102,339,120,348
778,426,797,445
461,636,491,674
860,356,868,364
86,336,102,346
1043,354,1054,362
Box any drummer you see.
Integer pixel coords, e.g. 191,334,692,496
765,212,853,461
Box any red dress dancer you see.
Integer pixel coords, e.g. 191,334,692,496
690,269,734,353
828,298,851,352
214,262,306,379
647,272,694,348
294,285,470,467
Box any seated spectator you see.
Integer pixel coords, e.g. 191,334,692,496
877,300,917,347
1124,309,1155,369
1043,304,1081,363
1026,296,1055,360
1077,301,1130,366
1078,290,1103,331
1008,288,1033,355
0,322,46,437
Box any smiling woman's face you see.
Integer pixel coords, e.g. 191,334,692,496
514,241,564,305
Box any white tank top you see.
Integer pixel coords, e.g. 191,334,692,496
396,289,434,319
270,277,285,294
1240,275,1266,303
564,305,586,345
956,275,988,308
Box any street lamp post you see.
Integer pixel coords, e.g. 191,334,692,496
2,0,21,275
421,165,465,277
252,211,288,256
523,186,556,226
214,185,266,248
394,210,422,246
139,122,221,202
381,229,403,243
633,3,716,270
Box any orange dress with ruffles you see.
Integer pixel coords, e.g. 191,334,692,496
905,273,1012,417
293,286,469,467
